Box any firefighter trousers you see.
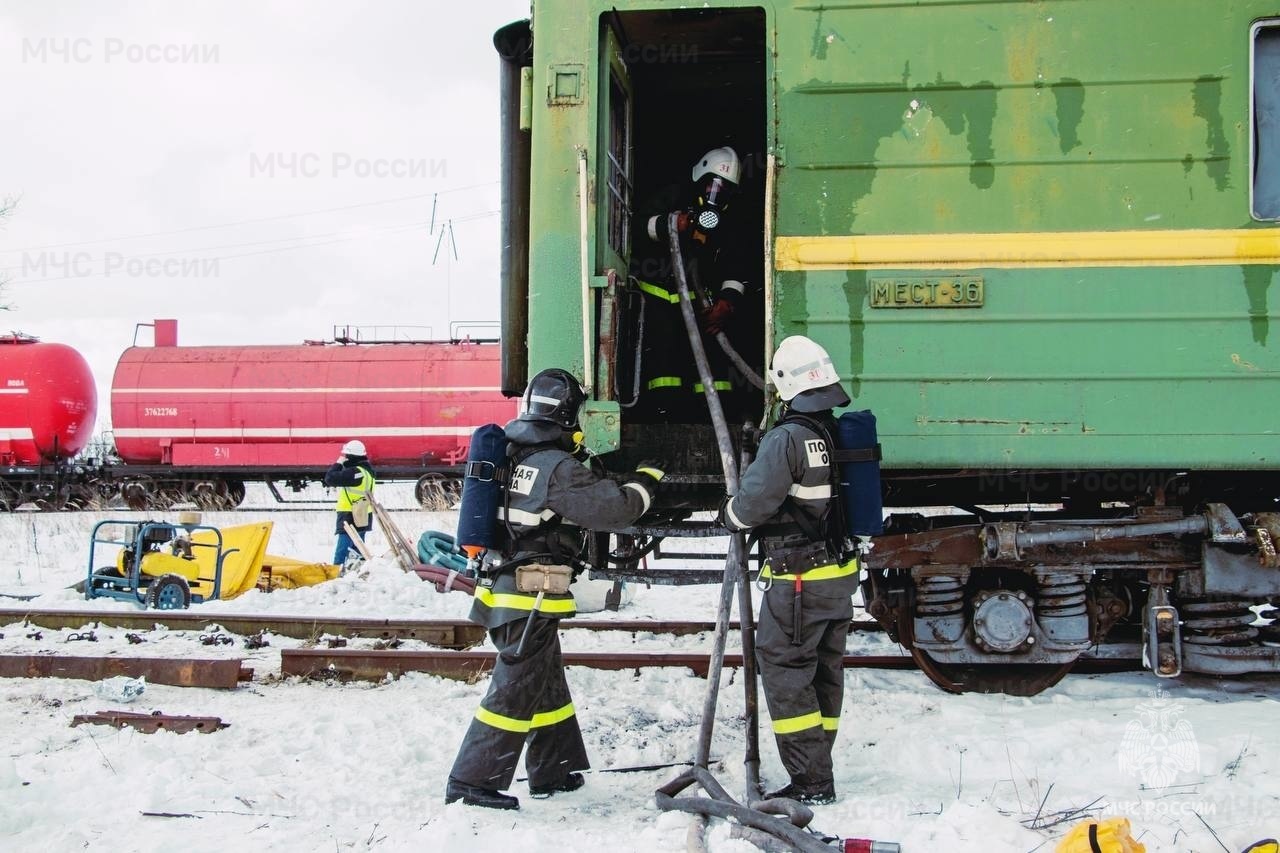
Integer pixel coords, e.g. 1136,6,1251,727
448,615,590,792
756,578,853,788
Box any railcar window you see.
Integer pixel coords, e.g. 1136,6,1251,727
1253,23,1280,219
606,73,632,258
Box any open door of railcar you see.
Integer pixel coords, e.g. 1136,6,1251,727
597,7,769,495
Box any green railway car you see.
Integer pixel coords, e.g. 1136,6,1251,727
493,1,1280,692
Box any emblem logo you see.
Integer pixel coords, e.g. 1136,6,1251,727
1118,691,1200,789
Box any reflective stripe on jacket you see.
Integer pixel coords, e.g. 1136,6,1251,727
335,467,375,511
760,556,858,584
724,419,834,533
470,443,651,629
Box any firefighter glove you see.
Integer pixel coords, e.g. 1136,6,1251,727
646,210,693,243
700,297,736,337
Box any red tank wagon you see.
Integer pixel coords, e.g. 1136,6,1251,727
107,322,516,508
0,335,97,466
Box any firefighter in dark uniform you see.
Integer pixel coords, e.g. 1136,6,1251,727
629,145,750,422
446,368,663,810
721,335,857,805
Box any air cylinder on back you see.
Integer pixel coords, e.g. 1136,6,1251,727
456,423,509,557
836,410,884,537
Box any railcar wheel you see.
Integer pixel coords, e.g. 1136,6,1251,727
896,606,1076,696
416,474,461,511
190,481,222,509
224,480,247,508
145,574,191,610
121,482,149,510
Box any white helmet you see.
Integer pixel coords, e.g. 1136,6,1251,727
770,336,850,411
692,146,741,185
341,439,368,457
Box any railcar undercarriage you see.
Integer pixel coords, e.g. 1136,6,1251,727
863,503,1280,694
593,504,1279,695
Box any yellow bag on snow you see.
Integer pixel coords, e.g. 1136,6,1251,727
258,556,341,590
1055,817,1145,853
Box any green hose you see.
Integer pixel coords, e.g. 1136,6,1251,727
417,530,470,573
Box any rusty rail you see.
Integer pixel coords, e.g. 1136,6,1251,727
0,608,488,647
72,710,228,733
0,608,884,644
280,647,1142,683
0,655,251,688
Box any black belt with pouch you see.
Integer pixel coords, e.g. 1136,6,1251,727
763,539,833,576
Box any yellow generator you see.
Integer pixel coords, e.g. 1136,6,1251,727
85,512,336,609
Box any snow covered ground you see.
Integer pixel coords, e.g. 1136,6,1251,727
1,487,1277,852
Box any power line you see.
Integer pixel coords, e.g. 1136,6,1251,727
0,181,499,255
2,210,499,275
9,211,499,284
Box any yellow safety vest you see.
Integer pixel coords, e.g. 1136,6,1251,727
335,467,375,511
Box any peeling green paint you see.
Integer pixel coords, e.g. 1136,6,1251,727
1192,76,1230,191
842,270,867,398
777,270,809,341
839,74,1002,219
919,76,998,189
1050,78,1084,155
1243,264,1274,346
810,8,827,60
841,87,906,223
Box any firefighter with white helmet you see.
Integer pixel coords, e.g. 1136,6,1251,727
629,145,751,422
446,368,664,810
323,439,376,566
722,335,856,805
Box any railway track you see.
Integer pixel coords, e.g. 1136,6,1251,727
0,608,885,646
0,607,1146,687
281,648,1142,682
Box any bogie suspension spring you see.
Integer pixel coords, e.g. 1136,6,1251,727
1181,599,1259,646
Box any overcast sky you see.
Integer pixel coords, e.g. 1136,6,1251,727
0,0,529,425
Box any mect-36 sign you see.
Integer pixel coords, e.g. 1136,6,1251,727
869,276,984,308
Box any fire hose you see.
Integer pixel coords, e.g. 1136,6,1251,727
413,564,477,595
659,211,765,846
657,215,900,853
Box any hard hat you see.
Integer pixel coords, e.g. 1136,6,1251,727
519,368,587,429
692,147,741,185
341,439,367,457
770,335,850,411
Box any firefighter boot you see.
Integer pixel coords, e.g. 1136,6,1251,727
444,778,520,810
528,772,585,799
763,780,836,806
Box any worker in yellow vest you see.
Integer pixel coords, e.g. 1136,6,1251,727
324,439,376,566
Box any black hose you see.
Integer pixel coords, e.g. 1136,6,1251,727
668,215,738,491
655,768,832,853
735,438,763,802
661,215,775,843
715,331,766,390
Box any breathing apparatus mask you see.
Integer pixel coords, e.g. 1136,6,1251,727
688,146,741,241
692,174,736,234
